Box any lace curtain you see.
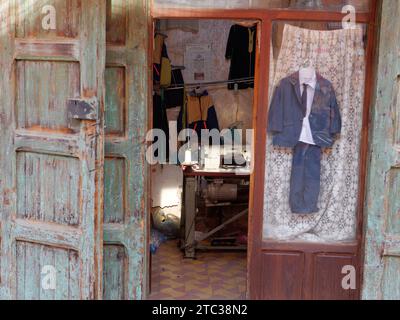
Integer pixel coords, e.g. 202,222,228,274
263,24,366,242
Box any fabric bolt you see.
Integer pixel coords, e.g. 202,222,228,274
264,24,366,242
225,24,257,90
289,142,322,214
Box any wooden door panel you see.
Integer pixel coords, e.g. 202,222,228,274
103,245,128,300
259,243,358,300
363,0,400,300
16,152,80,226
15,0,81,39
103,0,149,300
312,254,356,300
381,256,400,300
105,67,126,136
261,251,304,300
0,0,106,300
16,241,80,300
16,61,81,132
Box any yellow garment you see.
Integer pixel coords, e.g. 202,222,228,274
160,57,172,87
187,94,213,124
153,34,164,64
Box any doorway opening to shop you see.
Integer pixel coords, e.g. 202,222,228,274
147,18,259,300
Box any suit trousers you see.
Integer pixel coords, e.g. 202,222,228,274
289,142,322,214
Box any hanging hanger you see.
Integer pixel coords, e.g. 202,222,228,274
301,59,312,69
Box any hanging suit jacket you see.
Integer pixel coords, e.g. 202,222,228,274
268,72,342,148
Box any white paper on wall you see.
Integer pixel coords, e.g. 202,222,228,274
184,44,212,83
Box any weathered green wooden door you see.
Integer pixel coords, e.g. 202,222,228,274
0,1,106,299
363,0,400,300
103,0,149,299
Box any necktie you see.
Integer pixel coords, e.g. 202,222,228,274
301,83,308,117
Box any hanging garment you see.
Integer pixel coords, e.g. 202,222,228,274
264,24,365,241
225,24,257,90
298,69,317,145
164,69,185,109
160,57,172,87
153,35,170,84
178,90,219,145
153,33,165,65
268,71,341,213
153,93,169,161
289,142,322,214
268,71,341,148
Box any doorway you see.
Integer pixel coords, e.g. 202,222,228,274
147,18,259,300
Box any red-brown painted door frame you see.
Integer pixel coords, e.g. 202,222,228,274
149,2,378,299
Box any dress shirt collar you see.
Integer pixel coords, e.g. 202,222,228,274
299,69,317,90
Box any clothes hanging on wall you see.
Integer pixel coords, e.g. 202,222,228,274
164,69,185,109
264,24,365,241
153,34,170,84
178,90,219,145
268,71,341,214
153,33,173,161
289,142,322,214
225,24,257,90
154,32,185,109
153,93,169,161
268,71,341,149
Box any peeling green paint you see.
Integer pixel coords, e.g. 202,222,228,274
362,0,400,300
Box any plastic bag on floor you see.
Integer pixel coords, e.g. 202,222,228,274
150,229,168,254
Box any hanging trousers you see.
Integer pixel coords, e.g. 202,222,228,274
289,142,322,214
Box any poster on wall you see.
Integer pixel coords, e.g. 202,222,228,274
184,44,212,83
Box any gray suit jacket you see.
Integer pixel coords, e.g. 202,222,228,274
268,72,342,148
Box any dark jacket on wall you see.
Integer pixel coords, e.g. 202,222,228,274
164,69,185,109
268,72,342,148
225,24,256,90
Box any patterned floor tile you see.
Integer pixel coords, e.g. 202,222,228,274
148,240,247,300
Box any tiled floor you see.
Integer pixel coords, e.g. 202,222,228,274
148,240,247,300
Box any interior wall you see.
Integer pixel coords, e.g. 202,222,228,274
162,19,254,131
151,164,183,218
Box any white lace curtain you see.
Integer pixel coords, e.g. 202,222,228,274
263,24,366,242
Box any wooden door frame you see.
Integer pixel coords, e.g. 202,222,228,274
148,1,379,299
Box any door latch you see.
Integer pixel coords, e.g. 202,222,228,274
67,98,98,120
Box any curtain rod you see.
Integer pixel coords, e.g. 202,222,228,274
160,77,254,91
